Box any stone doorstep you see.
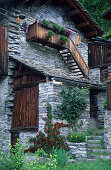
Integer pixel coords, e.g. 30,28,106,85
92,132,104,136
87,149,107,153
87,136,103,139
87,155,110,160
87,144,102,148
87,140,102,143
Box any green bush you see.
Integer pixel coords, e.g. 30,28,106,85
48,30,55,37
102,99,107,108
57,87,87,124
0,139,26,170
43,19,50,27
52,148,69,167
60,35,68,42
52,23,62,32
67,132,86,143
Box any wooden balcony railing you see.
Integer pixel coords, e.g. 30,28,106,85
26,21,89,77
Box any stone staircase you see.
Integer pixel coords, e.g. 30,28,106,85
87,131,110,161
59,49,84,78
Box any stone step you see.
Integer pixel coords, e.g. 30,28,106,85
87,140,102,144
92,132,104,136
87,149,107,153
87,144,102,148
87,155,110,160
87,136,104,140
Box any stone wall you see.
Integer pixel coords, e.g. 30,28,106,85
67,141,87,161
0,60,16,152
89,68,100,83
0,3,88,74
104,110,111,152
97,91,107,125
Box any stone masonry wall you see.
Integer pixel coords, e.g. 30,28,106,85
104,110,111,153
0,60,16,152
0,3,88,74
67,141,87,161
97,91,107,125
89,68,100,83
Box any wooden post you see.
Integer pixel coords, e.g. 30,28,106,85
11,131,19,148
107,81,111,111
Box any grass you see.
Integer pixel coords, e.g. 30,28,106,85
57,159,111,170
85,128,104,136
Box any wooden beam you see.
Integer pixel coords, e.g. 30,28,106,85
26,0,40,6
69,9,79,17
85,31,98,38
14,79,46,91
76,21,89,29
53,0,64,5
40,0,52,5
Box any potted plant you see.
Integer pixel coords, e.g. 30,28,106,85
43,19,50,27
45,30,55,40
60,35,68,45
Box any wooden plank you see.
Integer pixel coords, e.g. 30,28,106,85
69,9,79,17
76,21,89,28
85,31,98,38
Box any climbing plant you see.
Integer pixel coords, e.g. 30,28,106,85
56,87,87,125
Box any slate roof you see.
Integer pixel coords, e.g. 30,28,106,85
10,56,104,88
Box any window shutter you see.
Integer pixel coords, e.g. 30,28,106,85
0,25,8,76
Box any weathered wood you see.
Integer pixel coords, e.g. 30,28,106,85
13,79,46,91
12,85,39,128
69,9,79,17
12,63,46,130
0,25,8,76
85,31,98,38
76,21,89,28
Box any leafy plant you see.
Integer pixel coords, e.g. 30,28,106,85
43,19,50,27
57,87,87,124
24,103,70,154
48,30,55,37
60,35,68,42
0,139,26,170
52,148,69,167
52,23,62,32
67,132,86,143
102,99,107,108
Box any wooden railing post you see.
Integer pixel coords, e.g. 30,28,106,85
107,81,111,111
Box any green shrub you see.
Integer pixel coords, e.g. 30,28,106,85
0,139,26,170
52,148,69,167
102,99,107,108
57,87,87,124
52,23,62,32
60,35,68,42
43,19,50,27
67,132,86,143
48,30,55,37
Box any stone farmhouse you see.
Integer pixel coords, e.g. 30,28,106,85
0,0,111,151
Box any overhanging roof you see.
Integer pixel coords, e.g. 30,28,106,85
100,9,111,20
0,0,104,39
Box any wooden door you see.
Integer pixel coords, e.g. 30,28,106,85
12,85,39,130
0,25,8,76
90,90,98,118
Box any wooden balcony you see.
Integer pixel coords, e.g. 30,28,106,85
26,21,89,78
